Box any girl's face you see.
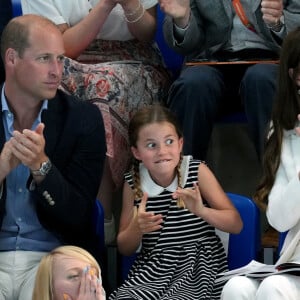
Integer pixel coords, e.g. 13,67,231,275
131,121,183,187
52,255,97,300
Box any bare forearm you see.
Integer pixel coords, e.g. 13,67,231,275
61,2,114,58
198,206,243,234
126,8,157,42
122,0,157,43
117,219,143,256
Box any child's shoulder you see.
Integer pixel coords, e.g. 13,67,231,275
184,155,206,168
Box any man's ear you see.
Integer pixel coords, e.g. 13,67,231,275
131,146,141,161
5,48,17,65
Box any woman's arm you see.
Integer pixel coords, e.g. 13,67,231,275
21,0,115,58
57,1,115,58
267,163,300,232
120,0,157,42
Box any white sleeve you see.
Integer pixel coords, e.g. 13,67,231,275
21,0,67,24
267,138,300,232
141,0,158,10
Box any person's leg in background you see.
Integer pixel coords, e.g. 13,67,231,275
241,63,278,160
221,275,260,300
0,0,13,84
0,251,46,300
167,65,224,160
222,274,300,300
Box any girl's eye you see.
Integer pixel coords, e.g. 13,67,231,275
68,274,80,280
166,139,173,145
146,142,156,148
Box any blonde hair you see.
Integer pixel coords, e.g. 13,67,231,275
32,245,101,300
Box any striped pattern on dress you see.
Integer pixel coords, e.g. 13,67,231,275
109,159,228,300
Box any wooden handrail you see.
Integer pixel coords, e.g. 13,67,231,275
186,60,279,66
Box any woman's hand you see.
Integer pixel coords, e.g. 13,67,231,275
158,0,190,27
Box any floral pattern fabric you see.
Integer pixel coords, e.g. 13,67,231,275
60,39,171,188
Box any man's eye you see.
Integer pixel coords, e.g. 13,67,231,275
58,56,65,63
166,139,173,145
38,56,49,62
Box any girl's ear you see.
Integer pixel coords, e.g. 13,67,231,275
178,137,184,153
131,146,141,161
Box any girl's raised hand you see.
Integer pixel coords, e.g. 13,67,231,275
172,183,204,215
137,192,163,234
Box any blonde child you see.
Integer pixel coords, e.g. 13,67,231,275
32,245,106,300
109,105,243,299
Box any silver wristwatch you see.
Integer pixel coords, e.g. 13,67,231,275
31,159,52,176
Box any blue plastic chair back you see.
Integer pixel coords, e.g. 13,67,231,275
227,192,261,270
154,5,183,77
12,0,22,17
278,230,288,254
93,199,105,252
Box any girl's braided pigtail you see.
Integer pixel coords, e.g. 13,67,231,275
132,158,143,200
176,154,185,208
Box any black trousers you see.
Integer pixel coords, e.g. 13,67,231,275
167,61,278,161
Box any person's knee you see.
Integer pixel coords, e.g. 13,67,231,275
243,64,278,86
221,276,259,299
256,275,296,299
169,65,222,110
18,267,38,300
178,65,221,89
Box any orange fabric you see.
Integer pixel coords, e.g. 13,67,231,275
232,0,257,33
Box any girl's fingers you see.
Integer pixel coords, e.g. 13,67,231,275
95,278,106,299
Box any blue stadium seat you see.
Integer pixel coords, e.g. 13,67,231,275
277,230,288,255
93,199,105,252
154,5,183,78
11,0,22,17
227,192,261,270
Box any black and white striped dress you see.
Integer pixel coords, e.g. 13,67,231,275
110,156,228,300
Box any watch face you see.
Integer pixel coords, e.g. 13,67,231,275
41,160,52,175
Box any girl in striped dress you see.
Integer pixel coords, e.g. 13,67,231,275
110,105,243,300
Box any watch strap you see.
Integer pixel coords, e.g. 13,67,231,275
31,159,52,176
